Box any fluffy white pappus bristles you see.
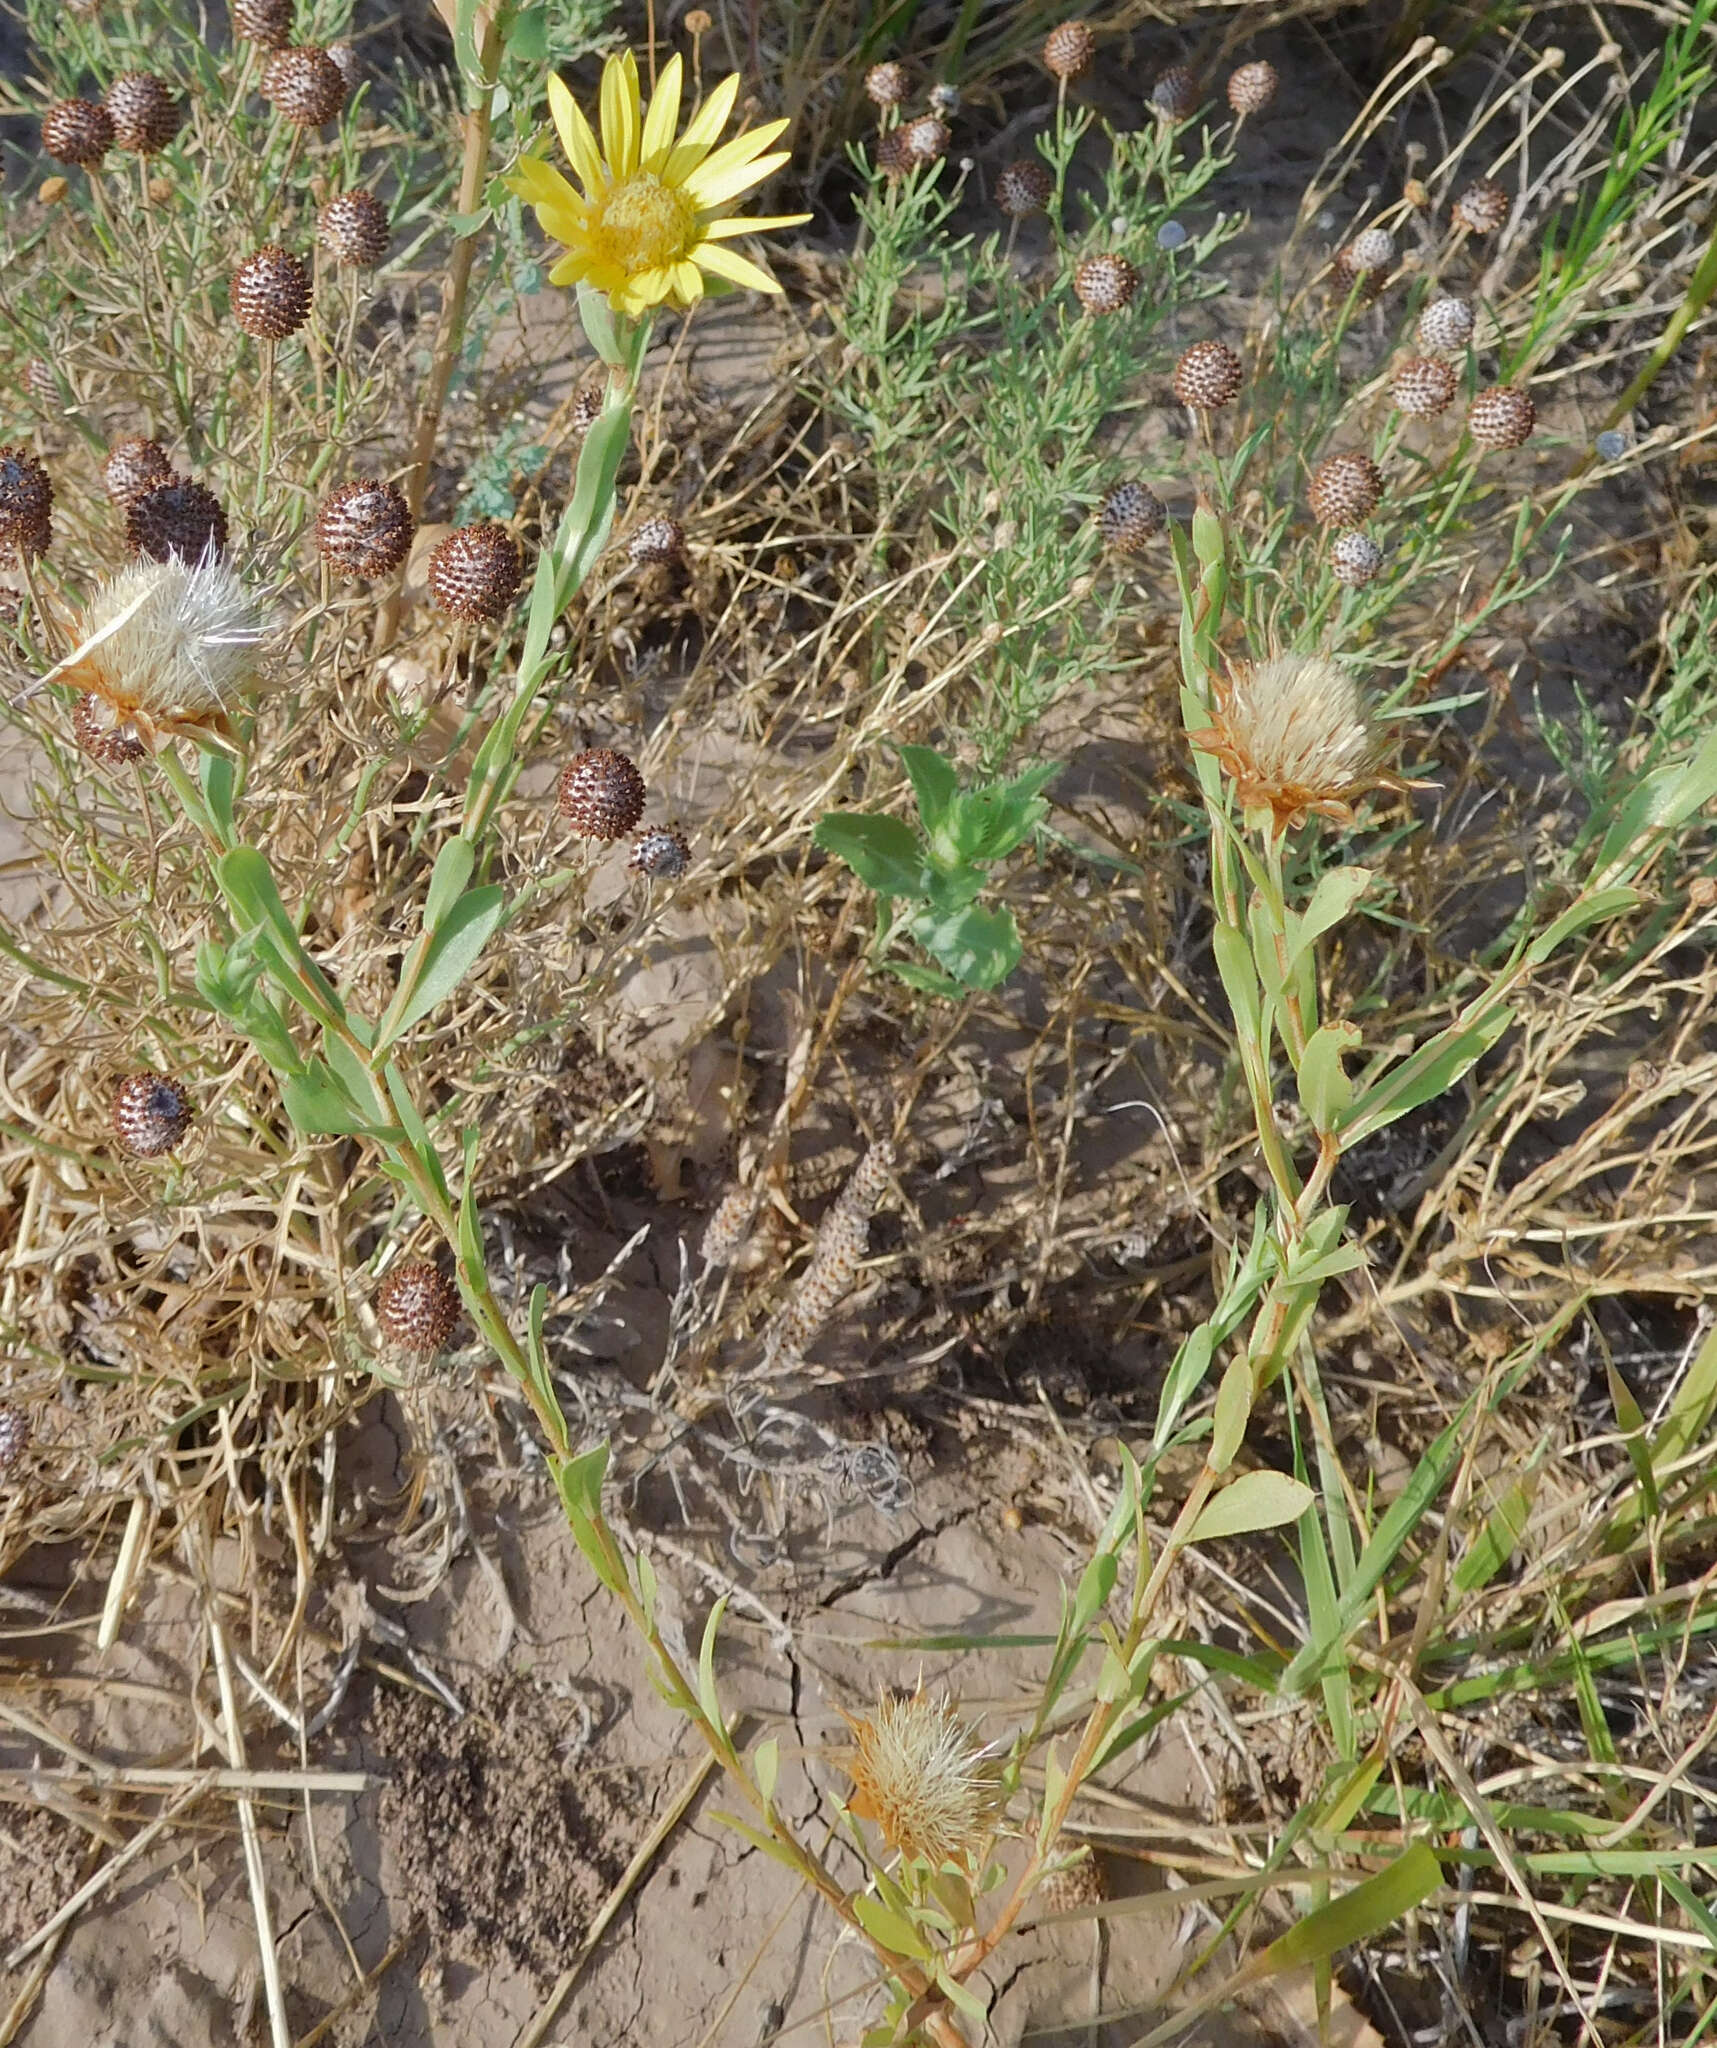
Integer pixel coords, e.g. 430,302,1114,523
52,555,269,723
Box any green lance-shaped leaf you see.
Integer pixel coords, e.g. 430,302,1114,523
1257,1842,1442,1972
1285,866,1373,974
1340,1003,1514,1144
1190,1469,1316,1543
1209,1354,1254,1473
1298,1021,1362,1134
216,848,347,1029
280,1061,379,1137
898,744,959,834
373,884,506,1053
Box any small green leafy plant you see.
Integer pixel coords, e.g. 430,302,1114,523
814,745,1055,994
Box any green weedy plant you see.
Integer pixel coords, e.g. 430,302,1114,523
813,744,1055,992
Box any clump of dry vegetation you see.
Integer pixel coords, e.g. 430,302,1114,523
0,0,1715,2041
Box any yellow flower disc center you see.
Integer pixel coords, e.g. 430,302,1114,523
595,172,697,274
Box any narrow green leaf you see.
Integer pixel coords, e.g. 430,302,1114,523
636,1549,658,1630
1259,1843,1442,1972
1209,1356,1253,1473
1287,866,1372,970
752,1735,780,1809
1212,919,1263,1040
280,1064,376,1136
199,749,238,844
697,1594,729,1735
1523,886,1642,965
852,1893,930,1961
898,745,959,832
423,837,477,934
378,884,506,1048
1342,1005,1513,1141
1452,1471,1538,1594
709,1811,805,1873
1070,1551,1117,1636
558,1442,610,1521
1190,1470,1315,1542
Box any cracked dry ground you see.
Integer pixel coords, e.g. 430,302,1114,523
0,1380,1342,2048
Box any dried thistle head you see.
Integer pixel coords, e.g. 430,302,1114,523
1190,652,1402,832
47,555,269,748
839,1687,1007,1871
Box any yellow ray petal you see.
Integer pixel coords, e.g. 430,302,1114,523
599,49,641,178
548,251,591,286
619,264,679,311
547,72,604,195
662,71,740,180
682,116,791,193
685,148,791,211
671,258,705,304
700,209,812,239
509,155,580,212
640,52,684,163
692,240,781,292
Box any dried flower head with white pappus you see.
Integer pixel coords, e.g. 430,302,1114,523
1190,652,1403,831
48,555,270,752
839,1686,1007,1871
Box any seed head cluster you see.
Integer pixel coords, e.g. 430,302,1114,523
428,523,522,620
1328,531,1383,586
1173,339,1242,409
1418,295,1474,352
628,825,692,879
127,476,229,565
261,45,347,127
864,60,910,107
317,190,389,267
1468,385,1535,449
105,73,183,154
901,114,950,166
1039,1851,1110,1915
1150,66,1199,120
375,1259,461,1353
628,515,686,567
558,747,648,840
232,245,313,340
0,448,53,561
113,1071,194,1157
1073,253,1138,315
1225,59,1277,115
1042,20,1095,80
316,480,413,578
42,98,114,166
232,0,294,46
1391,355,1458,417
1192,652,1396,831
103,436,173,505
1308,451,1384,525
840,1686,1006,1871
700,1181,760,1267
995,159,1053,218
1098,481,1165,554
1453,177,1508,234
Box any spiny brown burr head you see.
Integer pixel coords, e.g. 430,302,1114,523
1098,481,1165,554
1173,339,1242,408
1347,226,1395,272
319,189,389,266
231,0,293,45
427,523,523,620
864,60,910,107
995,159,1052,218
260,45,347,127
1452,176,1507,234
557,747,647,840
1308,451,1384,525
105,73,184,154
1329,247,1389,308
874,128,912,178
0,1403,30,1474
315,479,413,578
1417,295,1474,352
126,476,228,564
1391,355,1458,418
628,825,692,879
41,98,115,166
74,691,151,764
112,1071,193,1157
1225,59,1277,116
0,448,53,556
1150,65,1199,120
1039,1852,1110,1916
1042,20,1095,80
317,189,388,267
1073,253,1138,315
901,114,949,165
103,435,174,504
231,244,312,340
375,1259,461,1352
627,514,685,567
1329,531,1383,586
1467,385,1535,449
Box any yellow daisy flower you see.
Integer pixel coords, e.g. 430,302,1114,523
510,50,809,318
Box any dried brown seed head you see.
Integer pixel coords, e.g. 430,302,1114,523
1329,531,1383,586
1073,253,1138,314
1308,451,1384,525
1452,177,1507,234
375,1259,461,1353
317,189,388,267
1417,295,1474,351
74,691,151,763
1347,225,1395,271
557,747,647,840
126,476,228,564
231,0,293,45
1173,339,1242,408
864,60,910,106
105,73,184,153
316,479,413,578
113,1071,193,1157
326,41,359,91
995,159,1052,218
1467,384,1535,449
1150,65,1199,120
103,436,174,504
0,448,53,558
427,523,523,620
1098,481,1165,554
873,127,912,178
260,45,347,127
627,515,685,567
1225,59,1277,116
231,244,311,340
1042,20,1095,80
628,825,692,879
41,98,115,165
1329,247,1390,308
1039,1851,1110,1915
901,114,949,164
1390,355,1458,418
